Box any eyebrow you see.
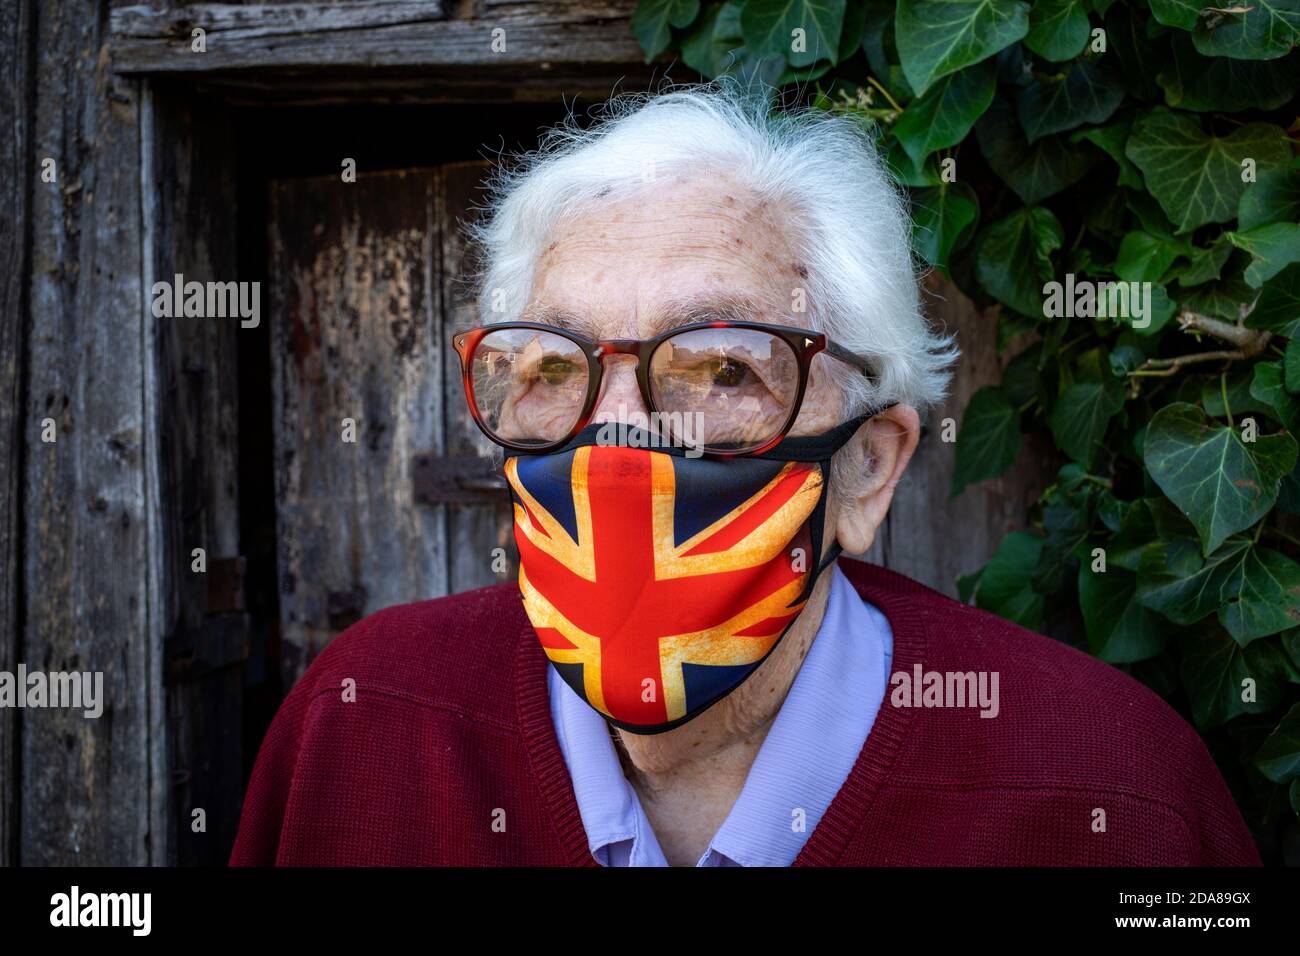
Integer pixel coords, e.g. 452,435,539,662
519,303,592,336
520,294,771,339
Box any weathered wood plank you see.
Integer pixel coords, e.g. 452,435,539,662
135,63,670,107
109,1,646,73
269,168,450,688
439,161,517,593
862,274,1054,597
0,0,34,868
143,84,246,867
22,3,161,864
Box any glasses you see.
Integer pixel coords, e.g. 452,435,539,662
452,320,877,457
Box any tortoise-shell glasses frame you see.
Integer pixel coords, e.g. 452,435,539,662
451,320,878,458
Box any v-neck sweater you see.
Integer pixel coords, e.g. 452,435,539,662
229,558,1261,866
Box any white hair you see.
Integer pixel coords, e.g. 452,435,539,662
467,82,957,421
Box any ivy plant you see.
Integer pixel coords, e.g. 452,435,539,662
635,0,1300,861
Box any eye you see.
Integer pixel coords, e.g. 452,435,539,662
708,357,753,388
537,354,582,385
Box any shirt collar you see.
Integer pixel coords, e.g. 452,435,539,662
547,562,893,866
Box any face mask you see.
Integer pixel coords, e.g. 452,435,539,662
503,413,882,735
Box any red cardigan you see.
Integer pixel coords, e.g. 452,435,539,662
229,558,1261,866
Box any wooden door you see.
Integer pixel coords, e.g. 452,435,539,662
267,162,514,688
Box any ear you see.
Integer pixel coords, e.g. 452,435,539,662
832,404,921,555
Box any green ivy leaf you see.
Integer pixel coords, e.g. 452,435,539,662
1239,163,1300,232
1025,0,1091,61
681,2,733,76
1181,276,1258,321
1272,465,1300,513
1126,190,1189,247
1177,239,1233,287
1256,702,1300,784
1114,230,1181,282
912,181,980,271
974,531,1046,629
1181,624,1292,729
1286,337,1300,393
1017,59,1124,143
1125,108,1291,233
1149,0,1300,61
975,206,1064,317
951,385,1022,495
977,98,1098,203
1157,35,1299,111
1146,0,1211,32
1246,263,1300,337
1202,370,1277,421
632,0,702,60
1079,564,1170,663
883,138,944,186
1034,494,1094,595
1198,2,1300,61
1136,283,1177,335
1143,402,1297,554
894,0,1031,95
893,59,997,164
1250,361,1300,432
1285,628,1300,675
741,0,846,67
1106,4,1165,100
1049,375,1126,468
1072,116,1143,189
836,0,867,60
685,1,788,87
1139,536,1300,643
861,0,916,100
1107,498,1158,570
1226,224,1300,288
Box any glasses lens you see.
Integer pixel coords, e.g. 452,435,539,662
649,327,800,450
469,328,589,446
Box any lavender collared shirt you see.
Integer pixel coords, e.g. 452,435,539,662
546,562,893,866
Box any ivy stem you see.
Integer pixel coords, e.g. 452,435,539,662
1130,310,1272,378
1265,525,1300,549
1221,372,1234,428
866,76,903,114
1131,351,1247,374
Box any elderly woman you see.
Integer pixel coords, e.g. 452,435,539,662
231,86,1258,867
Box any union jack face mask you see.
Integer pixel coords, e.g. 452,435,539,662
503,414,882,734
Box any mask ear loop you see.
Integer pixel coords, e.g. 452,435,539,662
816,539,844,575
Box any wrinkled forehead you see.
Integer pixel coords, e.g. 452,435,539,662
523,178,812,340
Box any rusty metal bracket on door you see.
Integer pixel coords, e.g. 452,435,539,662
412,454,508,506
